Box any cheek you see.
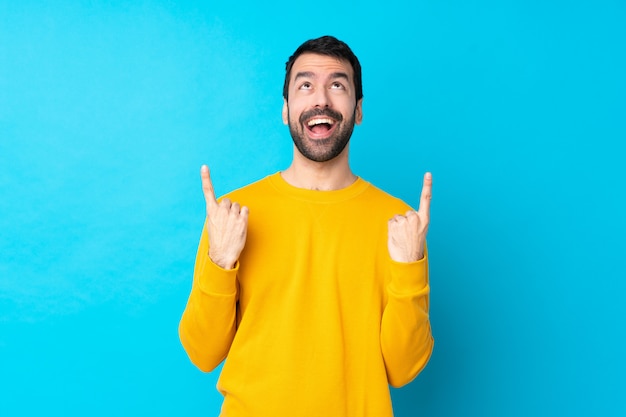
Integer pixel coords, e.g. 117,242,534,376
285,105,303,124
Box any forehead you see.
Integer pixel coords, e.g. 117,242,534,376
290,53,354,81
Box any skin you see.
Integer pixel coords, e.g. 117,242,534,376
201,52,432,269
201,165,249,270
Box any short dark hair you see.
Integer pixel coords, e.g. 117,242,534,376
283,35,363,102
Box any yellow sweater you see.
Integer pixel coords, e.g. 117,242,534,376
179,173,433,416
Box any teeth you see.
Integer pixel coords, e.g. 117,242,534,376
307,118,335,126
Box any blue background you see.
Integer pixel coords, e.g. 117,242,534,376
1,1,625,416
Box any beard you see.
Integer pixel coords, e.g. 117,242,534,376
287,107,356,163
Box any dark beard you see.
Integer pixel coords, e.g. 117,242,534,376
288,107,356,163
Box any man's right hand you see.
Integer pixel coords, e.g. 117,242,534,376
201,165,249,270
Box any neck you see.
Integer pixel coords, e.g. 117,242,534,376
281,146,357,191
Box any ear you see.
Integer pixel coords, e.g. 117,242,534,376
282,99,289,125
355,98,363,125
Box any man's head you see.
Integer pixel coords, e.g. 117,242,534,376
282,36,363,163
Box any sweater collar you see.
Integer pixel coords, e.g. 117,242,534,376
268,172,370,203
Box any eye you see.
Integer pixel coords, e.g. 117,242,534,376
299,82,312,90
331,82,345,90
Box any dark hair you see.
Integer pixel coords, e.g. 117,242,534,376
283,35,363,102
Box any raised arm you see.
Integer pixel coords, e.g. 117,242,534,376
381,172,434,386
178,165,249,372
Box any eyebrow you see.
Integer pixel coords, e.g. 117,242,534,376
294,71,350,82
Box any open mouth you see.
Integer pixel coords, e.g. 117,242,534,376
305,117,337,139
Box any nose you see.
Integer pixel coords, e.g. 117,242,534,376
312,87,330,108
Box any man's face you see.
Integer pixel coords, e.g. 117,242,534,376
282,53,363,163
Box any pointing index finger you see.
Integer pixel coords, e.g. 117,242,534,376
200,165,218,210
418,172,432,217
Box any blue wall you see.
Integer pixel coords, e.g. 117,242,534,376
1,1,624,416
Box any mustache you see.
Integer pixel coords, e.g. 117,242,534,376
299,108,343,124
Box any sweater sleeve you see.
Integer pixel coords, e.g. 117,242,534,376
380,248,434,387
178,223,239,372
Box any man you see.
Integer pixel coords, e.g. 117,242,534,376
179,35,433,416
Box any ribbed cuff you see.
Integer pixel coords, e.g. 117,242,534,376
388,256,429,295
195,254,239,295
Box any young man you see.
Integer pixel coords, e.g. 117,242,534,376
179,35,434,416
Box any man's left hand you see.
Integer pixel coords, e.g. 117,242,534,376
387,172,432,262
